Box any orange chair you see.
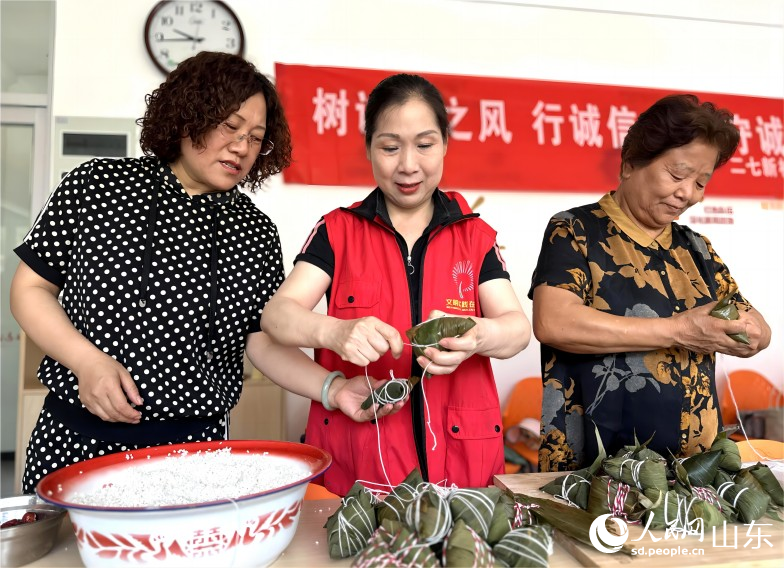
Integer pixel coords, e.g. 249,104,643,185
720,370,783,441
304,482,340,500
720,370,783,425
501,377,543,472
735,439,784,462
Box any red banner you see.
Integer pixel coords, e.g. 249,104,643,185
275,63,784,199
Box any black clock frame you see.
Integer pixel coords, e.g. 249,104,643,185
143,0,245,75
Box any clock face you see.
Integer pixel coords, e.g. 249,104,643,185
144,1,245,74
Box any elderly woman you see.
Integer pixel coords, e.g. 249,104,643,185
529,94,771,472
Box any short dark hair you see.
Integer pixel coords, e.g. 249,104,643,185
620,94,740,176
364,73,449,148
137,51,292,191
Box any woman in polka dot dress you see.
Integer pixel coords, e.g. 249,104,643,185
10,52,399,494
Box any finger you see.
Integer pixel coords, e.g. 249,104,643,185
423,347,465,367
417,357,456,376
107,388,142,423
343,347,370,367
725,321,748,337
366,332,393,358
376,324,404,358
353,344,378,365
120,372,144,406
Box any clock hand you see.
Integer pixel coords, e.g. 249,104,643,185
172,28,205,42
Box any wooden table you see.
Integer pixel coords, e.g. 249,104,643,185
495,472,784,567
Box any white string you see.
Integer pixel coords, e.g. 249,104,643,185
619,458,645,490
553,472,590,508
355,332,452,491
420,359,438,451
719,354,784,464
447,488,497,537
364,368,394,492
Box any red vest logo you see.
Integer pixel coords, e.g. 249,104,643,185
452,261,475,299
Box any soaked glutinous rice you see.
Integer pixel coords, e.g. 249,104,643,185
68,448,311,507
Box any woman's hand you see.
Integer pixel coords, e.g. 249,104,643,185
416,278,530,374
330,374,408,422
326,317,404,367
11,261,143,424
416,310,478,375
73,352,143,423
672,302,767,357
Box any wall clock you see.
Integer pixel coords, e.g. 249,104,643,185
144,1,244,74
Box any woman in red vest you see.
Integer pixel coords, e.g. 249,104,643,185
262,73,531,496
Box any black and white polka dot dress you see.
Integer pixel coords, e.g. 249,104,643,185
15,156,284,492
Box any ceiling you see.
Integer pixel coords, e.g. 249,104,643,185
1,0,53,92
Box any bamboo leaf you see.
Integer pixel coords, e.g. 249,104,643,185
681,450,722,486
508,490,634,555
406,316,476,358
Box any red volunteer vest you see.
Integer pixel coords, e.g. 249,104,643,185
305,191,505,495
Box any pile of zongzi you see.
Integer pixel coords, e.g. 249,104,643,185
539,430,783,534
325,468,557,567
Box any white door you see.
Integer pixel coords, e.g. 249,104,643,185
1,104,49,452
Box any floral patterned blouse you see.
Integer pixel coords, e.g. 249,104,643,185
528,193,750,472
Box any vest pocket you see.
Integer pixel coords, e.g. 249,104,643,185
446,405,503,440
444,405,504,487
334,279,382,310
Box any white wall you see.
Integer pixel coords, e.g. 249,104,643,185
51,0,784,442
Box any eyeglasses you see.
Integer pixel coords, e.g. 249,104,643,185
217,122,274,156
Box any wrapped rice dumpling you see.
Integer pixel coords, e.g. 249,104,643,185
361,377,413,410
710,289,750,344
711,468,736,503
689,485,736,523
405,485,453,545
510,492,633,555
587,476,654,522
540,425,605,510
746,462,784,506
376,468,424,524
679,450,722,487
448,487,502,540
539,468,593,510
442,519,497,568
709,432,742,472
614,433,665,462
643,489,682,530
715,479,770,523
352,519,439,568
642,488,725,531
325,482,379,559
406,316,476,359
487,491,516,545
603,455,669,494
632,447,666,462
492,524,553,568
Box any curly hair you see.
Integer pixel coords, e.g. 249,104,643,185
137,51,292,191
620,94,740,177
